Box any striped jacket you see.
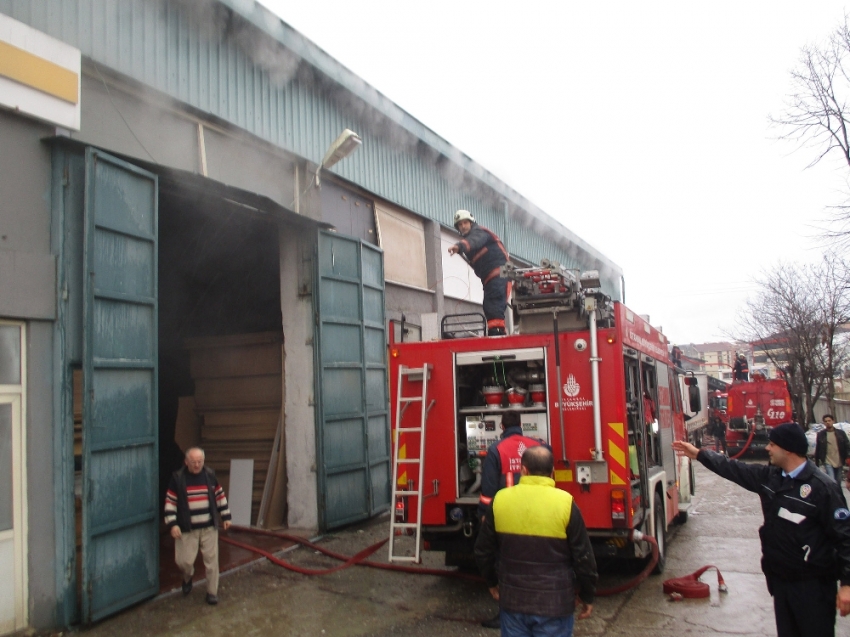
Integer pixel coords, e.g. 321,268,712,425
164,466,231,532
474,475,597,617
453,223,509,286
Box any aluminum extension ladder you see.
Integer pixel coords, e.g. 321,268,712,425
388,364,433,563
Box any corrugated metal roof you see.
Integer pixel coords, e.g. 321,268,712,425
0,0,623,296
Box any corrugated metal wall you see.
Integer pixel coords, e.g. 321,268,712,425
0,0,622,297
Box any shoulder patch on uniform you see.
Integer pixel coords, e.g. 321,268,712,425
799,484,812,499
835,508,850,521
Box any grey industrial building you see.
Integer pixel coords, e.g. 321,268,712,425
0,0,622,632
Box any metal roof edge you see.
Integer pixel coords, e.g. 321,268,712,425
220,1,621,273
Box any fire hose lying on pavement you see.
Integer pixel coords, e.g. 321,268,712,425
221,525,688,599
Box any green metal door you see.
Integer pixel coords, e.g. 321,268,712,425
315,230,390,530
81,148,159,622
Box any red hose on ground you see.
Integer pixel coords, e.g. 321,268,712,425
596,534,658,596
728,424,756,460
663,565,727,600
220,525,483,581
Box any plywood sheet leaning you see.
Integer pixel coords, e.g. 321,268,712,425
186,331,284,526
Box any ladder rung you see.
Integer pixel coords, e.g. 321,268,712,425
391,522,419,528
400,396,423,402
394,490,419,496
397,427,422,432
401,366,429,375
396,458,420,464
388,555,418,562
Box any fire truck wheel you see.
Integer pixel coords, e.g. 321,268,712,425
651,495,667,574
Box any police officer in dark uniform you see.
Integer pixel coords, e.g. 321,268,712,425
673,423,850,637
448,209,510,336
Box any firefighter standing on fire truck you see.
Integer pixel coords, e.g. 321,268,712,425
447,209,510,336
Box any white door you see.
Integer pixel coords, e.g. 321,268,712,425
0,320,26,635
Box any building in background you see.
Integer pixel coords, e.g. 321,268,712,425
672,342,750,382
0,1,622,632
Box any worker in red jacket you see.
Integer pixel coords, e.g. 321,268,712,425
448,209,510,336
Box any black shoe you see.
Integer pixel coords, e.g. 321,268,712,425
480,612,500,629
206,594,218,606
181,579,192,596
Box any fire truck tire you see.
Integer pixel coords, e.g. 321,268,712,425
652,495,667,574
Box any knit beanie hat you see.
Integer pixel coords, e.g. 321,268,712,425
768,423,808,457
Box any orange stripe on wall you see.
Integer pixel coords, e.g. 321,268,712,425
0,40,78,104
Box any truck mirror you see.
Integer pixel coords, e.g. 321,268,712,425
688,384,701,412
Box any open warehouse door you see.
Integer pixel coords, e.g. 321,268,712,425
314,230,391,530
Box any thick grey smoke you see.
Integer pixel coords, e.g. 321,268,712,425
167,0,621,293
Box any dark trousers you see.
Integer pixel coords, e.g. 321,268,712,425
482,276,508,324
770,577,836,637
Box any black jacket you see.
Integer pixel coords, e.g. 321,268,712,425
453,223,509,285
697,449,850,584
474,476,597,617
815,427,850,468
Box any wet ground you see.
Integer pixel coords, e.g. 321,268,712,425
33,460,850,637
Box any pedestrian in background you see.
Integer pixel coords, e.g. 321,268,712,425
164,447,232,605
816,414,849,483
673,423,850,637
474,446,597,637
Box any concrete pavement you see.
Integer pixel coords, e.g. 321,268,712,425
38,460,850,637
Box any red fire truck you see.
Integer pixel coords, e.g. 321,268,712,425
387,263,699,571
721,375,793,456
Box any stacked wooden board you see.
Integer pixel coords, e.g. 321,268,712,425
186,331,284,526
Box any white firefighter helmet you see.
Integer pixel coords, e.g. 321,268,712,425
453,209,475,228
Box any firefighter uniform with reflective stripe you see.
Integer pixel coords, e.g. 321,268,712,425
474,475,598,618
452,223,510,335
478,425,543,517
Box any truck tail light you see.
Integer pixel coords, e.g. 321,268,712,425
611,488,627,527
395,497,407,528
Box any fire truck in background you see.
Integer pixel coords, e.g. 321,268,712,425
388,262,702,572
712,374,793,456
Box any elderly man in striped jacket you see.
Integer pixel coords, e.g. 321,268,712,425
164,447,232,605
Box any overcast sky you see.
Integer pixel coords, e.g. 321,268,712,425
260,1,849,345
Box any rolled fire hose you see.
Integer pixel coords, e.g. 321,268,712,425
663,565,727,600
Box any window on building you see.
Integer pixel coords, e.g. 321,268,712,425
375,202,428,289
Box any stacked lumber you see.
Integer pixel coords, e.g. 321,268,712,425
186,332,283,526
